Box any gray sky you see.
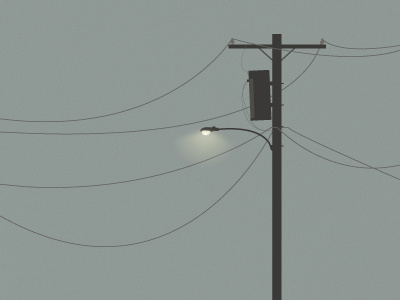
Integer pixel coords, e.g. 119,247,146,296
1,1,399,299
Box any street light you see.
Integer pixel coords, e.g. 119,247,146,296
201,125,276,297
200,126,273,151
200,126,218,135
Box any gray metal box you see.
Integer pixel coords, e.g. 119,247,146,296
248,70,271,120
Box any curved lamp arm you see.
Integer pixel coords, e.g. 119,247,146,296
200,126,273,151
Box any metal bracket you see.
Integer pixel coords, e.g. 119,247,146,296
281,48,295,61
259,48,272,60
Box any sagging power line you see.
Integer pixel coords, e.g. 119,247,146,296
1,46,321,136
0,129,270,188
281,127,400,175
232,38,400,58
0,141,268,247
323,39,400,50
0,41,230,123
3,38,397,124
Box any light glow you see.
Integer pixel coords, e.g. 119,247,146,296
201,130,211,136
177,131,231,162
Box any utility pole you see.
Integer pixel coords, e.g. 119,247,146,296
229,34,326,300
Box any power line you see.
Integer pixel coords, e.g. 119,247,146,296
281,127,400,181
284,127,400,169
241,48,248,74
281,128,380,168
0,46,320,136
0,128,270,188
0,108,245,136
281,48,320,91
0,141,268,247
0,41,230,123
233,38,400,58
323,39,400,50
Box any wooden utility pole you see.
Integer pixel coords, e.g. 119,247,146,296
229,34,326,300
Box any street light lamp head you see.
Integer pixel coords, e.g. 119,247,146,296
200,126,219,136
201,129,211,136
200,126,273,151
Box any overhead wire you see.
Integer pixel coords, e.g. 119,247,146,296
0,45,320,187
323,39,400,50
281,48,320,91
280,127,400,182
240,48,248,74
1,38,398,124
281,128,381,168
1,45,320,136
283,126,400,169
0,43,314,188
232,38,400,58
0,108,245,136
4,37,399,246
0,141,268,247
0,41,230,123
0,128,271,188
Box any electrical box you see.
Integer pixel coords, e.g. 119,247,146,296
248,70,271,120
